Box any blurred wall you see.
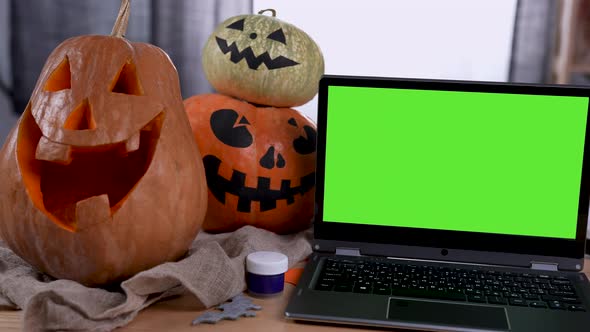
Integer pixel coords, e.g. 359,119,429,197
509,0,558,83
1,0,17,146
0,0,252,146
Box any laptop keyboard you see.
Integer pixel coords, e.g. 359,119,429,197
314,257,586,312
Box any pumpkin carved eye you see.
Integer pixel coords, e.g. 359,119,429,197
110,60,144,96
210,109,253,148
44,56,72,92
226,19,245,31
267,29,286,44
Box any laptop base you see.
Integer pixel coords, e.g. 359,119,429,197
286,253,590,332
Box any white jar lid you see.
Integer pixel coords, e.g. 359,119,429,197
246,251,288,276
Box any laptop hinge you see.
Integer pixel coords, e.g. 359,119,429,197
335,248,361,256
530,261,559,271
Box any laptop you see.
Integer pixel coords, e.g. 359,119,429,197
285,75,590,332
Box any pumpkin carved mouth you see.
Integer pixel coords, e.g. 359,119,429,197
203,154,315,212
18,109,164,231
215,37,299,70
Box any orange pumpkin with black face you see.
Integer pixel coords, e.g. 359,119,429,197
184,94,316,234
0,8,207,286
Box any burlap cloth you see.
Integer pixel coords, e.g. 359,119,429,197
0,225,312,331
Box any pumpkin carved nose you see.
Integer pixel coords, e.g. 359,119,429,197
64,99,96,130
260,146,285,169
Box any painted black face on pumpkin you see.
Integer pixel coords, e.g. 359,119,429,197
203,108,317,213
215,18,300,70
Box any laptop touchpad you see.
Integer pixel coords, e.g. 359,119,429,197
387,297,509,331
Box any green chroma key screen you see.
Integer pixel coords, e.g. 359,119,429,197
323,85,589,239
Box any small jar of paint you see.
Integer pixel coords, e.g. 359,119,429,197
246,251,288,297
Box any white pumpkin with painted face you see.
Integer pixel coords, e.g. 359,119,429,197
202,9,325,108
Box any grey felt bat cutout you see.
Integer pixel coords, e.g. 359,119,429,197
192,294,262,325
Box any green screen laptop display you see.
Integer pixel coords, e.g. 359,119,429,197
323,86,589,239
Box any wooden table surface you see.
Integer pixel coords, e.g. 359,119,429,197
1,258,589,332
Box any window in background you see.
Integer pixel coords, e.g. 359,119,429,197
253,0,518,122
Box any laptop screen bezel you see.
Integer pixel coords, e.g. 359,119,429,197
314,75,590,260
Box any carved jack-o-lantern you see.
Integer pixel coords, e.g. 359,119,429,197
202,9,324,107
0,1,207,286
184,94,316,234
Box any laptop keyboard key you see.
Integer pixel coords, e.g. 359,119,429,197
551,279,571,285
324,267,341,274
468,295,486,303
568,305,586,312
333,283,354,292
548,301,566,310
390,288,466,301
315,282,333,291
354,285,372,293
509,298,528,306
373,287,391,295
541,295,581,304
529,301,548,308
549,290,576,297
560,285,575,292
487,296,507,305
559,297,582,304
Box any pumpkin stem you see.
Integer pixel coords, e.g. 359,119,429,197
258,8,277,17
111,0,131,38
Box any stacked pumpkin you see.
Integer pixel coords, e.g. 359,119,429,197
184,9,324,234
0,0,208,286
